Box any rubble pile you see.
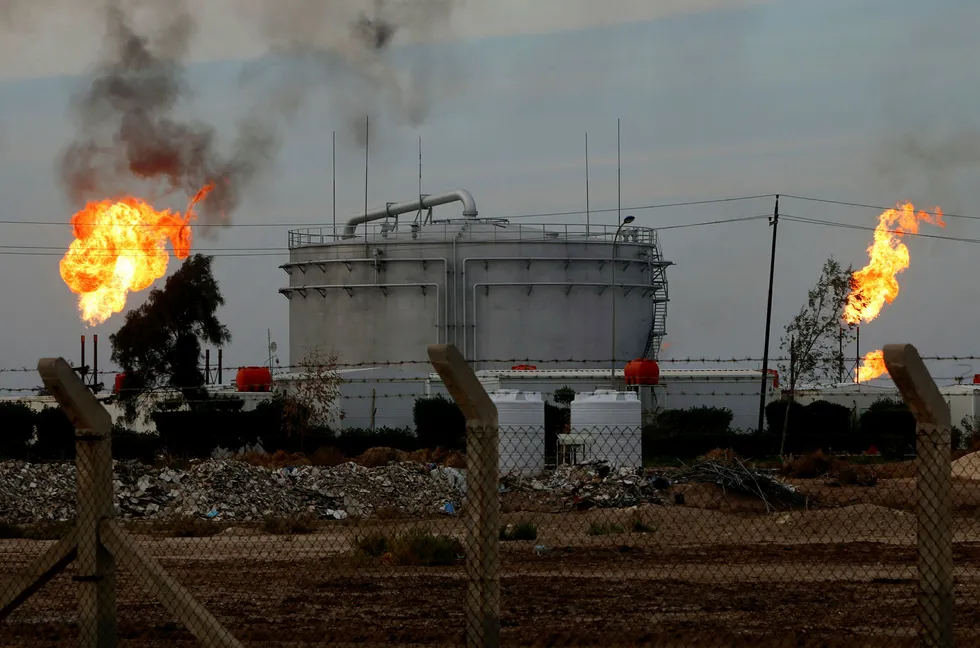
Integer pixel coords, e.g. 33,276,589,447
0,459,467,524
502,461,669,509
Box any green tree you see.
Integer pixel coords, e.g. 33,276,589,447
779,257,855,390
777,257,855,455
110,254,231,419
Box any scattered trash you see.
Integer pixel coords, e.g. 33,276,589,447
671,459,805,512
0,458,466,523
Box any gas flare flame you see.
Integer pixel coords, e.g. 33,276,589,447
843,201,944,381
59,185,213,326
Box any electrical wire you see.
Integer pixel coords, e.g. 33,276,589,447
0,194,776,228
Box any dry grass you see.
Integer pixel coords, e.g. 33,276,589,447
353,528,463,566
355,447,409,468
499,522,538,541
262,513,318,535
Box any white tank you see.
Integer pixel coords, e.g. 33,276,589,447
570,389,642,469
490,389,546,477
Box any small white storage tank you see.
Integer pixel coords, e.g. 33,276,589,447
569,389,642,469
490,389,546,477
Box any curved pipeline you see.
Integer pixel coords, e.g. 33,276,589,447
342,189,478,238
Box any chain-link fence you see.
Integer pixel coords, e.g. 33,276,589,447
1,360,976,645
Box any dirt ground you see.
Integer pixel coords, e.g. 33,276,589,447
5,476,980,646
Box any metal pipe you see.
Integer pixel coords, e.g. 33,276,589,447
342,189,478,238
93,334,99,388
80,335,85,375
205,349,211,385
217,349,223,385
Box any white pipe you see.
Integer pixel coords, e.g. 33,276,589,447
342,189,478,239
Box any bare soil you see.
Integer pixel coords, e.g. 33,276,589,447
5,476,980,646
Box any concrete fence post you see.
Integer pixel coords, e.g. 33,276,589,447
883,344,954,648
427,344,500,648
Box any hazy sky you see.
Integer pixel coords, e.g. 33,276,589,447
1,0,978,394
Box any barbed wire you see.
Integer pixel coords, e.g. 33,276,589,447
1,354,979,376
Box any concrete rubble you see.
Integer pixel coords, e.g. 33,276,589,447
502,461,670,509
0,459,467,524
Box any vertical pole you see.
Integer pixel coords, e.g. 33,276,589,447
585,132,590,238
37,358,117,648
882,344,953,648
427,344,500,648
419,135,423,201
217,349,223,386
80,335,86,379
267,329,273,374
332,130,337,239
779,336,795,457
205,349,211,385
364,115,370,251
757,195,780,435
839,328,844,384
92,334,98,389
617,119,621,231
856,325,861,384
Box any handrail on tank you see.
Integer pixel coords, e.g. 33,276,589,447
288,221,659,249
341,189,478,239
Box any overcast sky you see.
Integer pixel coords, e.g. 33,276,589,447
1,0,978,394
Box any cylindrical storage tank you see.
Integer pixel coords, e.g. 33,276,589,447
113,373,126,394
570,389,642,469
236,366,273,392
490,389,546,477
282,211,670,374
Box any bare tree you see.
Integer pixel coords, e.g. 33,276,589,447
278,347,343,440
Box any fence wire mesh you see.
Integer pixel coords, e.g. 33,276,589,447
1,389,976,646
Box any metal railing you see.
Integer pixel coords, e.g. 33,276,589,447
287,220,660,249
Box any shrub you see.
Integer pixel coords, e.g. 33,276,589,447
354,532,389,557
499,522,538,541
0,402,34,460
803,400,853,434
156,517,228,538
653,406,734,437
151,408,279,458
387,529,463,566
859,398,915,458
333,427,418,457
586,522,624,536
630,516,656,533
262,513,317,535
111,426,160,464
33,407,76,461
413,396,465,450
781,450,833,479
764,399,805,437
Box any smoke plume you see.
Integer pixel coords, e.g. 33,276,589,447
19,0,465,224
58,1,271,226
245,0,464,146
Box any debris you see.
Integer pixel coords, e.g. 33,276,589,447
0,458,466,523
503,460,667,510
671,459,805,512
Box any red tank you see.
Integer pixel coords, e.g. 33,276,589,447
624,359,660,386
235,366,273,392
511,364,537,371
113,373,126,394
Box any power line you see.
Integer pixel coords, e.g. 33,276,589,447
781,194,979,222
0,194,776,228
0,214,771,257
781,214,980,245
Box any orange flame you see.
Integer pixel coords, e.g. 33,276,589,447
59,185,213,326
843,202,944,381
855,350,886,383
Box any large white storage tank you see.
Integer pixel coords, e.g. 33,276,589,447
569,389,642,469
490,389,546,477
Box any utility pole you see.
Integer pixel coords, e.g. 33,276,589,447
757,195,779,434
